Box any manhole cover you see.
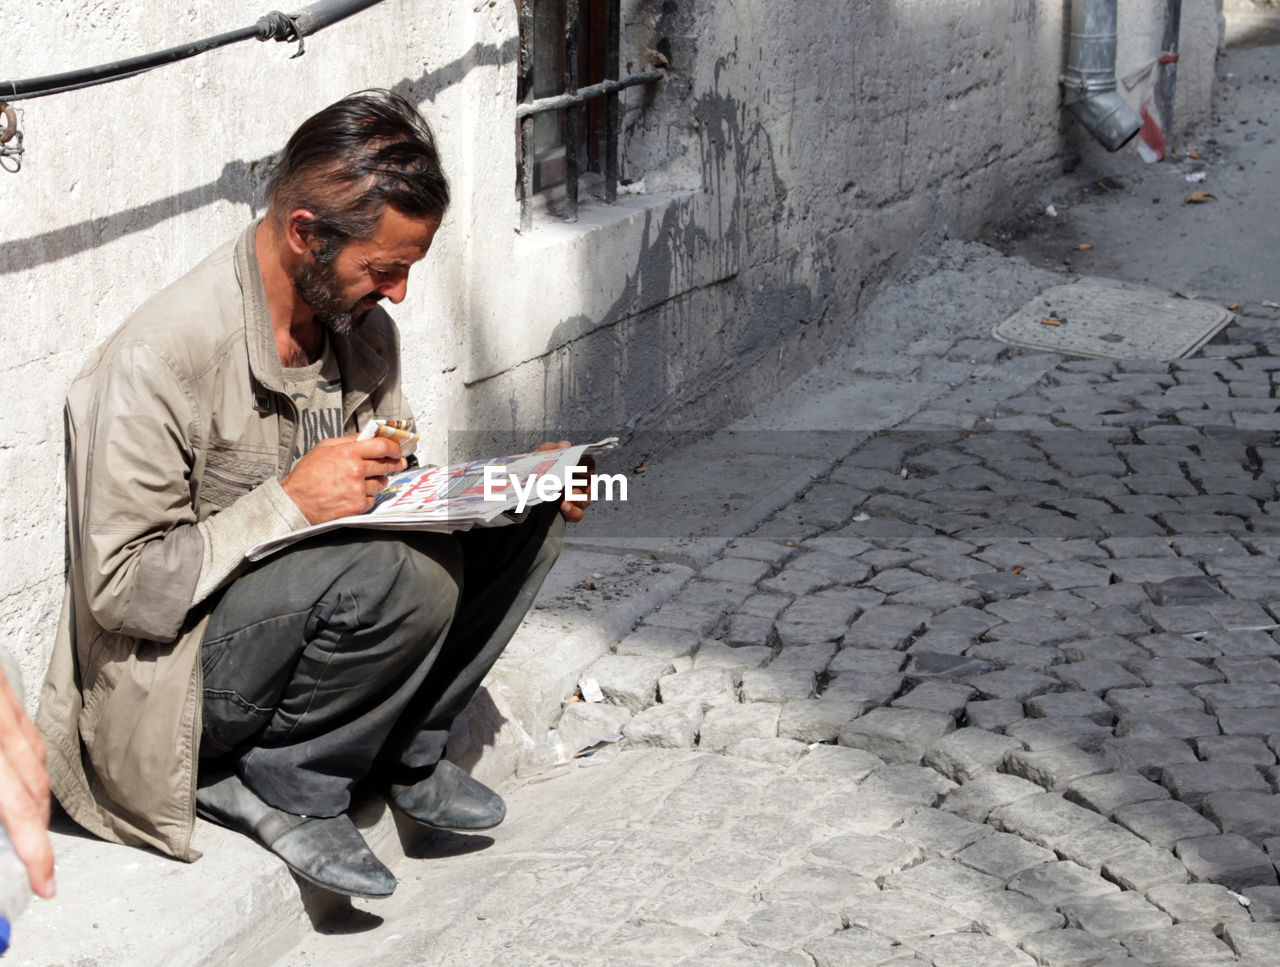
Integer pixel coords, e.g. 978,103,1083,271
992,279,1233,360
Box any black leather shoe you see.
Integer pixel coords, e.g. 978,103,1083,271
196,772,396,899
391,760,507,830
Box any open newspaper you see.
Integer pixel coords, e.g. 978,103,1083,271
246,437,618,561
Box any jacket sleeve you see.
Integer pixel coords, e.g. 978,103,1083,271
75,343,306,644
191,477,306,606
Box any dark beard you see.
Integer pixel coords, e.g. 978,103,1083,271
293,258,373,337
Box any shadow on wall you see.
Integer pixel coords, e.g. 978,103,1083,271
459,0,1058,441
0,38,518,277
13,0,1078,443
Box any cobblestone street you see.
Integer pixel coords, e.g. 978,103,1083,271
286,276,1280,960
287,303,1280,964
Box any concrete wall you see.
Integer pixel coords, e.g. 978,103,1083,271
0,0,1220,700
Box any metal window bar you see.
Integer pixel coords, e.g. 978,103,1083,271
564,0,580,221
517,0,664,232
605,0,619,206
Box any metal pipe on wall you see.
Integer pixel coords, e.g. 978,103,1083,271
1157,0,1183,152
1061,0,1144,151
0,0,387,102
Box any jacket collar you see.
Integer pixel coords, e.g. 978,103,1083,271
234,221,388,409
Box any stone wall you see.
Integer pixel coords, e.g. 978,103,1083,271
0,0,1221,698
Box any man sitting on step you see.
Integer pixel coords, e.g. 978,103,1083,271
38,90,589,899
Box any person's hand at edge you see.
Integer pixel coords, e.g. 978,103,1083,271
0,673,55,899
534,441,594,523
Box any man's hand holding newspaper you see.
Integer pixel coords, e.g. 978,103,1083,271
253,427,617,561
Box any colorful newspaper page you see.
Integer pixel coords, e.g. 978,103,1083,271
245,438,617,561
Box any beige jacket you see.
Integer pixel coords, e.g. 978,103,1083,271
37,222,411,861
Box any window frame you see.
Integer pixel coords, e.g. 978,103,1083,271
516,0,664,232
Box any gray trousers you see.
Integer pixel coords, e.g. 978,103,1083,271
199,505,564,817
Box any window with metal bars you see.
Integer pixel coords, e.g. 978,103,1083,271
516,0,664,231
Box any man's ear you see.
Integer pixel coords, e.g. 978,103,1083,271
284,209,319,257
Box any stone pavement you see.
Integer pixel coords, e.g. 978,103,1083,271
280,264,1280,965
282,45,1280,957
21,36,1280,967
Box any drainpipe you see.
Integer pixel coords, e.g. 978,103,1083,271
1157,0,1183,153
1061,0,1143,151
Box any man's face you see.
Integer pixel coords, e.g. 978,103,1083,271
294,207,440,335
